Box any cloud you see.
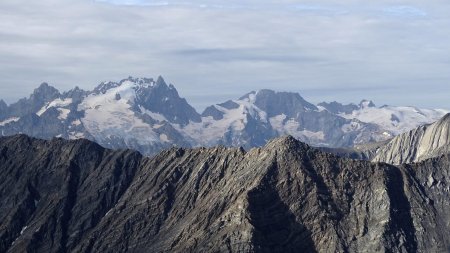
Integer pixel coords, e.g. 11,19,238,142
94,0,428,17
173,48,323,63
0,0,449,111
95,0,169,6
383,5,427,17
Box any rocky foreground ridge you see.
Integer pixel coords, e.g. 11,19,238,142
1,135,449,252
372,113,450,165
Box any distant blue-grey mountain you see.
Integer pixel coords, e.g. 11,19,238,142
0,76,447,155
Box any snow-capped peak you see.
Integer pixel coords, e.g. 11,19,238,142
93,76,158,95
1,75,449,157
238,91,258,103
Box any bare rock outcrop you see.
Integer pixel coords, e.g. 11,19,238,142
372,113,450,165
1,135,450,252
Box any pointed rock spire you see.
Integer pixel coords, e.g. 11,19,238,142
156,76,167,86
359,99,376,108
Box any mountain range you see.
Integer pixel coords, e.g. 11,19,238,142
0,76,447,156
2,76,450,252
1,134,449,252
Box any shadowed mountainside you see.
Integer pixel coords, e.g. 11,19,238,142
1,135,449,252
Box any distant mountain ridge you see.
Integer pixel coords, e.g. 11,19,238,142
0,76,447,155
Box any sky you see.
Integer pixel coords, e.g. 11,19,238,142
1,0,450,111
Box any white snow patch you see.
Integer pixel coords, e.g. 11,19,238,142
269,114,287,131
178,100,264,146
244,92,257,103
57,108,70,120
79,81,159,146
159,134,169,142
69,132,85,139
140,106,168,122
338,106,449,135
341,121,363,133
0,117,20,126
316,105,327,112
72,119,81,126
299,130,325,141
427,174,435,187
269,114,326,143
20,226,28,235
270,115,301,136
36,98,72,116
382,131,392,137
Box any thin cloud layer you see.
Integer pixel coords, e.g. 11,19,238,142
1,0,450,110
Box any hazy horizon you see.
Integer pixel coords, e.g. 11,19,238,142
2,0,450,110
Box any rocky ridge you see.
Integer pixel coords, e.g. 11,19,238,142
1,135,449,252
372,113,450,165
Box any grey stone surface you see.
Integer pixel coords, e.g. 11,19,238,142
372,113,450,164
134,76,202,125
318,101,359,114
243,89,318,117
201,105,224,120
218,100,240,110
0,99,7,120
7,83,61,118
1,135,449,252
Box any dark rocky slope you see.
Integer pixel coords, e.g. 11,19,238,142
0,136,142,253
1,135,449,252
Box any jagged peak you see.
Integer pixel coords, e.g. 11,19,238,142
238,89,317,111
93,76,160,94
38,82,50,88
359,99,376,108
319,101,358,107
0,99,7,108
1,133,113,154
156,75,166,86
317,101,359,114
238,90,257,101
217,100,240,110
1,133,32,142
432,113,450,129
264,135,311,152
123,76,156,86
63,86,87,96
70,86,83,92
318,101,342,106
33,82,60,95
439,113,450,122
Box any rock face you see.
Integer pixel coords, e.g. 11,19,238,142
0,135,142,253
372,113,450,165
0,100,8,120
318,101,359,114
1,135,450,252
135,76,202,125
